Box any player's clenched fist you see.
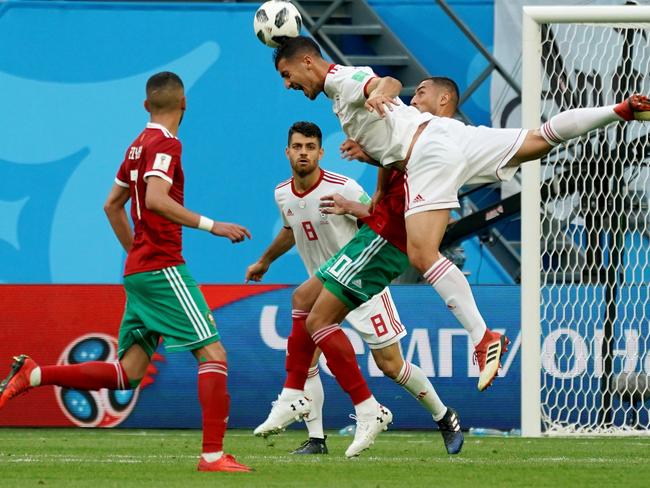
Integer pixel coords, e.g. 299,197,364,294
245,260,270,283
211,222,252,243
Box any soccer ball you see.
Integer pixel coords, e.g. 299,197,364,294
254,0,302,48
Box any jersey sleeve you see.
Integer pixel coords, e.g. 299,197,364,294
115,160,129,188
275,191,291,228
325,66,377,105
341,179,371,221
342,178,371,205
143,138,182,185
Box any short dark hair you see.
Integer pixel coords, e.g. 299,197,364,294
288,121,322,146
146,71,184,112
273,36,322,69
424,76,460,106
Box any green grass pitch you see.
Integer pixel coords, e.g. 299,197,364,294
1,428,649,487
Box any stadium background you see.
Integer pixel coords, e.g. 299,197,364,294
0,0,632,431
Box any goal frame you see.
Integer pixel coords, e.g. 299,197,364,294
520,4,650,438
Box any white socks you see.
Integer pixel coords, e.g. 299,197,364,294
395,361,447,421
354,395,380,417
424,257,487,345
30,367,42,387
541,105,622,146
304,366,325,439
278,387,303,401
201,451,223,462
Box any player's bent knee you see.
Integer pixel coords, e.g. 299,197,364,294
193,341,227,363
292,283,315,311
305,313,327,335
292,288,308,310
512,129,553,163
408,251,437,274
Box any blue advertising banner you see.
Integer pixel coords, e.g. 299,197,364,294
5,283,648,431
122,285,521,431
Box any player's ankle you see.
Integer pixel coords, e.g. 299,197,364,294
613,100,633,121
201,451,223,463
29,366,42,387
279,387,303,401
354,396,379,417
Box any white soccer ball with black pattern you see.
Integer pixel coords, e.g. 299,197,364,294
254,1,302,48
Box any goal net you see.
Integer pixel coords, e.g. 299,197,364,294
521,6,650,435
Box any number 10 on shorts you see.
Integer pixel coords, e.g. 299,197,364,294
329,255,353,278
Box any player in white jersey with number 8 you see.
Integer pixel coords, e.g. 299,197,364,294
246,121,461,455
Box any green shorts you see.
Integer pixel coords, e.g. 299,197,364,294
118,264,220,359
316,225,410,310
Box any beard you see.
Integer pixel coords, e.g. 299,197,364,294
293,162,317,178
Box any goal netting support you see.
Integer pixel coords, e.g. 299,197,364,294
521,5,650,436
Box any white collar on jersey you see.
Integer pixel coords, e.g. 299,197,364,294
146,122,177,139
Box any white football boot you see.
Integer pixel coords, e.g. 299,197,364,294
253,395,312,437
344,404,393,458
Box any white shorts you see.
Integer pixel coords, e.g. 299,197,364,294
404,118,528,217
343,287,406,349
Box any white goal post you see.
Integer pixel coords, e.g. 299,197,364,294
521,5,650,437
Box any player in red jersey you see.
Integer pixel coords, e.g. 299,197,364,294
0,72,252,473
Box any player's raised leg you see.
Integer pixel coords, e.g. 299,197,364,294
305,288,392,458
371,343,463,454
345,286,462,454
0,345,149,409
509,94,650,165
406,210,508,391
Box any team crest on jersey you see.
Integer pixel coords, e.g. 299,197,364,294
206,312,216,329
319,211,329,224
351,71,369,82
153,153,172,172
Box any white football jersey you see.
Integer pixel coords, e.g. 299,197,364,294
275,169,370,276
323,64,433,167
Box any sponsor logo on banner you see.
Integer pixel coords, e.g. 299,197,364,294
55,333,140,428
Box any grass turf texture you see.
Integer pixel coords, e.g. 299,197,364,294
0,428,649,487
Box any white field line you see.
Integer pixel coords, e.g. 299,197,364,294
0,453,646,466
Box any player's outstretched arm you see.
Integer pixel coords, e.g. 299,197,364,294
245,227,295,282
365,76,402,118
320,194,371,219
104,183,133,252
145,176,251,243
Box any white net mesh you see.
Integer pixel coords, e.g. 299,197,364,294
539,21,650,434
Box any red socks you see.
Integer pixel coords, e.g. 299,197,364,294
198,361,229,453
284,310,317,390
312,324,371,405
283,311,371,405
40,361,130,390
